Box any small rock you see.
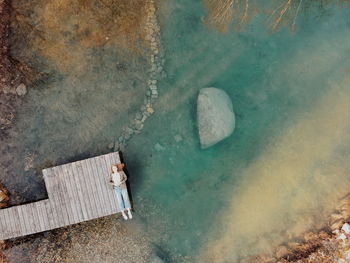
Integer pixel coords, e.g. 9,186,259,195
331,220,344,231
147,107,155,114
108,142,114,149
174,134,183,142
16,83,27,96
337,233,347,240
150,84,157,90
141,114,148,123
125,127,134,135
135,112,143,120
135,120,144,130
124,133,131,140
154,143,165,151
157,66,163,73
342,223,350,234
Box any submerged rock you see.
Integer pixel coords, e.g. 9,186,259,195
197,88,235,149
16,83,27,96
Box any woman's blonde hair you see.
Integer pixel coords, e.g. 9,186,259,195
111,163,125,173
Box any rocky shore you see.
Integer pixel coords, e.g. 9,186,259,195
114,0,165,152
240,193,350,263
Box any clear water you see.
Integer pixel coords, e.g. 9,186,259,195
125,1,350,261
4,0,350,262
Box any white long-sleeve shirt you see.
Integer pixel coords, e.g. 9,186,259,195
110,170,127,189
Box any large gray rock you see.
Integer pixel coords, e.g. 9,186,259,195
197,88,235,149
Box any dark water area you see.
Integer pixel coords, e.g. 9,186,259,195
3,0,350,262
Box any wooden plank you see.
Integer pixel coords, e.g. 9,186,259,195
45,168,63,227
44,169,61,228
53,166,70,226
16,206,28,237
38,200,50,230
91,158,111,215
24,203,36,235
27,203,38,234
75,161,94,220
64,163,84,223
71,162,90,220
89,158,110,216
80,159,99,219
33,201,46,233
86,157,105,217
104,154,119,213
88,157,106,217
60,164,79,224
44,200,55,230
2,208,11,239
0,209,7,239
95,155,114,214
12,207,23,237
56,165,74,225
31,202,41,234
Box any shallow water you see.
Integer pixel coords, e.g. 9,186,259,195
3,0,350,262
125,1,350,261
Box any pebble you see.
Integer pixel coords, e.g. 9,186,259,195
147,107,154,114
174,134,183,142
342,223,350,234
149,84,157,90
124,133,131,140
134,120,144,130
337,233,347,240
141,114,148,123
125,127,134,135
135,112,143,120
154,143,165,151
16,83,27,96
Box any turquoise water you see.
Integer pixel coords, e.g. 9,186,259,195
5,0,350,262
125,1,350,261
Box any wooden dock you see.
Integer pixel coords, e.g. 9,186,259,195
0,151,123,240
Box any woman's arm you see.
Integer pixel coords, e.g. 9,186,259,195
120,171,127,184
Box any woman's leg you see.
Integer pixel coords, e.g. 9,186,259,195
115,187,128,220
121,188,131,210
115,187,125,210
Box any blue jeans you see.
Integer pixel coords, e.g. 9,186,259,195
114,187,131,210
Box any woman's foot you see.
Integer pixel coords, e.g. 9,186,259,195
127,209,133,219
121,211,128,220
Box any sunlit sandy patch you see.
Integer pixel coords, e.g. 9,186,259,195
199,81,350,262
